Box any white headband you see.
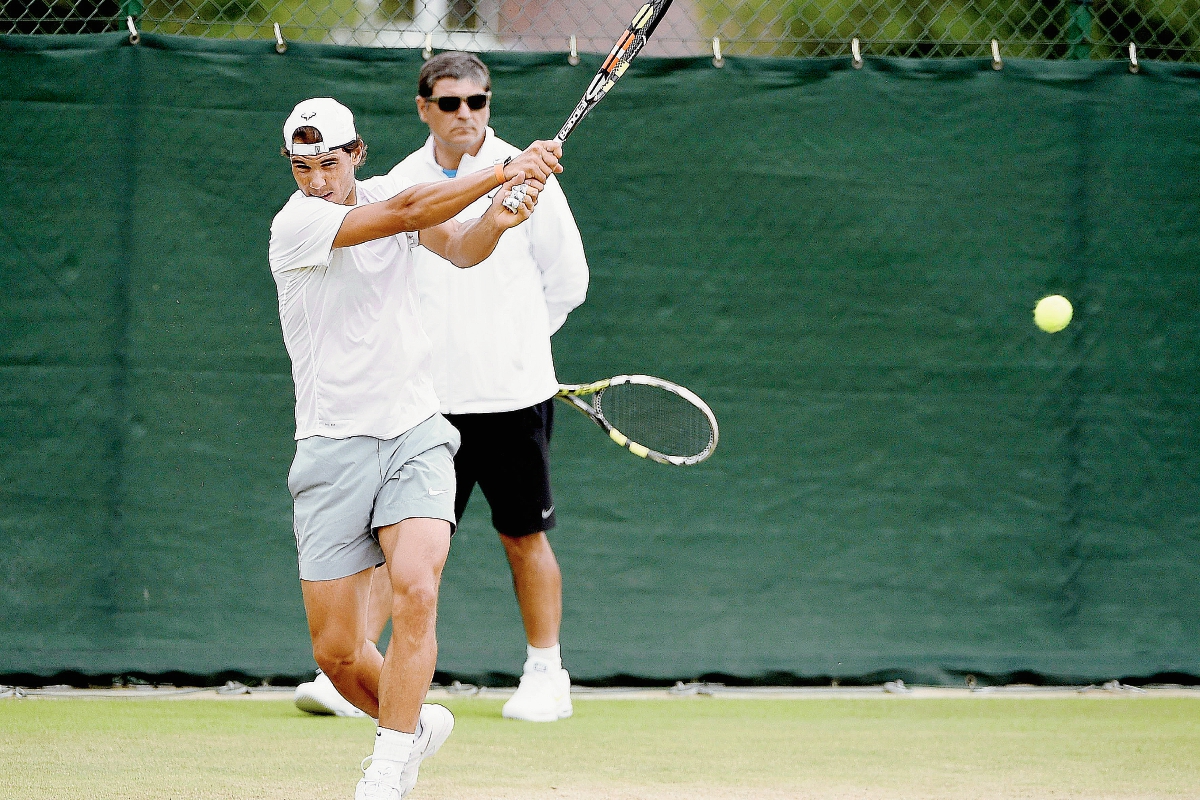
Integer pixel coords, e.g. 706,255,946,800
287,139,356,157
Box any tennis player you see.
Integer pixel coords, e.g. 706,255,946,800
294,52,588,723
269,96,561,799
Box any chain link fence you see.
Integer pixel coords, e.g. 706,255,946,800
3,0,1199,60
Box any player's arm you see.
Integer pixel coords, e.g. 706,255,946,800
332,141,562,250
419,175,541,268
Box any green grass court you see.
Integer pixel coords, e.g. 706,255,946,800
3,690,1199,799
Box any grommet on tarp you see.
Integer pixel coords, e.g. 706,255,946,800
851,37,862,69
273,23,287,54
991,39,1003,70
705,37,724,68
422,33,433,60
712,37,724,68
126,15,140,45
1128,42,1139,73
568,34,580,66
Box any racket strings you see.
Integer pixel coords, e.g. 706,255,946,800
597,383,713,458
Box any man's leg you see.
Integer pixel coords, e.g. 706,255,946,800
294,566,392,717
498,531,562,648
300,568,383,718
357,410,468,691
466,401,571,721
375,516,451,732
499,530,572,722
355,516,455,800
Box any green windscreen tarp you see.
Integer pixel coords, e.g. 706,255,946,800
2,34,1198,684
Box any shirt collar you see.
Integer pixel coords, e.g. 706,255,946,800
421,127,498,174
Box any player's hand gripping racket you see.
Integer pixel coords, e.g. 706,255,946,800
554,0,674,144
556,375,718,466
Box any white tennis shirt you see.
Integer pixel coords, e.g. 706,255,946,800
389,129,589,415
268,176,439,441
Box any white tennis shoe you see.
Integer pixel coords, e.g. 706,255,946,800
354,704,454,800
354,758,403,800
398,704,455,796
294,670,367,717
502,662,572,722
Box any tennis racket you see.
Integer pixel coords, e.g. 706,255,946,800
554,0,674,143
555,375,718,466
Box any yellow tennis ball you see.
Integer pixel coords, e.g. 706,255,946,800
1034,294,1073,333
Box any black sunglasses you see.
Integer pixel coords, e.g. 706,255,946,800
426,93,490,112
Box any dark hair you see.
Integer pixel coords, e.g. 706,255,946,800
417,51,490,98
281,125,367,163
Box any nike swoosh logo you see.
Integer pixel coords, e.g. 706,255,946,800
429,488,450,496
541,506,554,519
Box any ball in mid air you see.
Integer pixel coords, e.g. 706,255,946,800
1034,294,1073,333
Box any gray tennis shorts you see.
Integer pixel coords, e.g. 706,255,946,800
287,414,461,582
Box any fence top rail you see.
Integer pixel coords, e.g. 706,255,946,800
4,1,1200,62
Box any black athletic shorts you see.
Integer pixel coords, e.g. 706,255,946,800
444,399,556,536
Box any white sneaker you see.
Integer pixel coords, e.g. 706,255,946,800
294,671,367,717
354,758,402,800
502,663,572,722
397,704,455,796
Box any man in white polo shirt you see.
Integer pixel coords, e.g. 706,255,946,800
269,96,561,799
396,52,589,723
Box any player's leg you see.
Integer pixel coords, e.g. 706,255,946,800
300,569,383,717
294,566,389,717
356,416,460,799
356,518,455,800
359,411,478,673
476,400,572,721
366,410,479,642
374,517,451,732
289,435,393,719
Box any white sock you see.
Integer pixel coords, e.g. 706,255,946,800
527,643,562,672
370,726,416,771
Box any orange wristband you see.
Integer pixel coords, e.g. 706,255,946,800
494,162,506,185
